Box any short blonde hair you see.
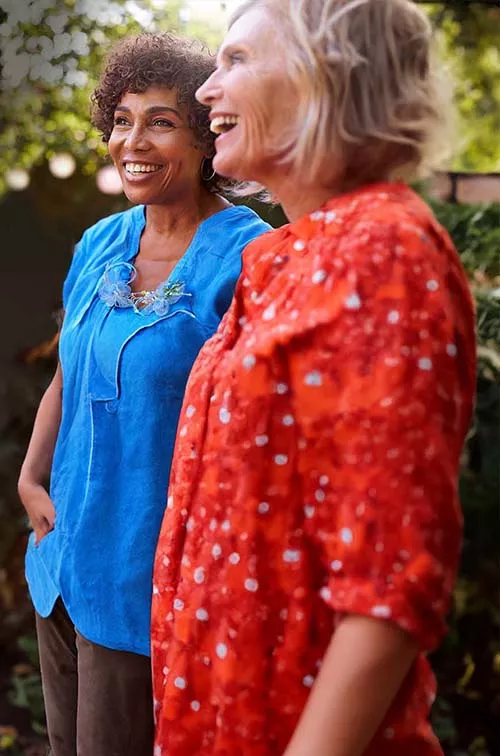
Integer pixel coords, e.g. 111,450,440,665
231,0,452,190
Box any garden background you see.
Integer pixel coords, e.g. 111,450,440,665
0,1,499,754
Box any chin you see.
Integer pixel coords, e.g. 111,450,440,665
212,152,237,180
123,189,145,205
213,152,257,184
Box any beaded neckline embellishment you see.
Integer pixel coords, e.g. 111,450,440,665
98,262,191,316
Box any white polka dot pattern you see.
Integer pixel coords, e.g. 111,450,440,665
151,184,476,756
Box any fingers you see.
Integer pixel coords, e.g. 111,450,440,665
34,517,54,546
49,502,56,526
44,505,56,529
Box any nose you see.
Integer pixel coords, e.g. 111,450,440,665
124,123,149,151
196,69,222,106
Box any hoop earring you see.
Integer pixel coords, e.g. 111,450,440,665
200,157,216,182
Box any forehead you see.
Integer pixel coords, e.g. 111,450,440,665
219,7,280,61
116,86,179,109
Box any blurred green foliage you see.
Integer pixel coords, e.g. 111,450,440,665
426,199,500,756
0,0,226,195
424,2,500,172
430,201,500,279
0,0,499,197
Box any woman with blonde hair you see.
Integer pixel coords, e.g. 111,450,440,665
151,2,476,755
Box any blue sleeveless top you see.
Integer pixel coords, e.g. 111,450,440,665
25,204,270,655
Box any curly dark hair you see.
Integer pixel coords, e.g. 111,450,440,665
92,33,232,194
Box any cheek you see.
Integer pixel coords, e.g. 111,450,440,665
107,137,119,162
239,75,286,152
239,104,274,165
182,147,204,176
164,136,202,164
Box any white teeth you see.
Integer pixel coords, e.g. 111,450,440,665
125,163,162,174
210,115,239,134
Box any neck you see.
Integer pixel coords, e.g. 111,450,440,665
263,170,339,222
144,187,227,237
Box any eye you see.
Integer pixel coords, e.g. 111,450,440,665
153,118,175,128
113,115,129,126
228,52,245,66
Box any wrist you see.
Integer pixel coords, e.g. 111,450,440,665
17,476,43,496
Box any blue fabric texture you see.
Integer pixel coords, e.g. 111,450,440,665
25,204,270,656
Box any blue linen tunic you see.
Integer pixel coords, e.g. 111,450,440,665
25,203,270,656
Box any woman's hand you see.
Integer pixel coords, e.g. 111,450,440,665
18,481,56,545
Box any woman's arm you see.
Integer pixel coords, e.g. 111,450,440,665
284,615,417,756
18,362,63,544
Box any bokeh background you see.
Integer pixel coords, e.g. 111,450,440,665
0,1,499,754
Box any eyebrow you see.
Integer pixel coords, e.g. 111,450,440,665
114,105,182,118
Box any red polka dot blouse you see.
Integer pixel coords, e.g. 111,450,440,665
152,183,476,756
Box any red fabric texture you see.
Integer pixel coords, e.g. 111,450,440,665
151,183,476,756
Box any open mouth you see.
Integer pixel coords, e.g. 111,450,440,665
210,116,239,135
124,162,163,176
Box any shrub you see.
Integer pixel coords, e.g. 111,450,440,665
427,199,500,756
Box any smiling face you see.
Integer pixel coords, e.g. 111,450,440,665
108,86,206,206
195,7,299,185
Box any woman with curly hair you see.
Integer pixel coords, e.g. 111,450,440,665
151,2,476,755
18,32,269,756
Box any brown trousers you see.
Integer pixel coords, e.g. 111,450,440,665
35,599,154,756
